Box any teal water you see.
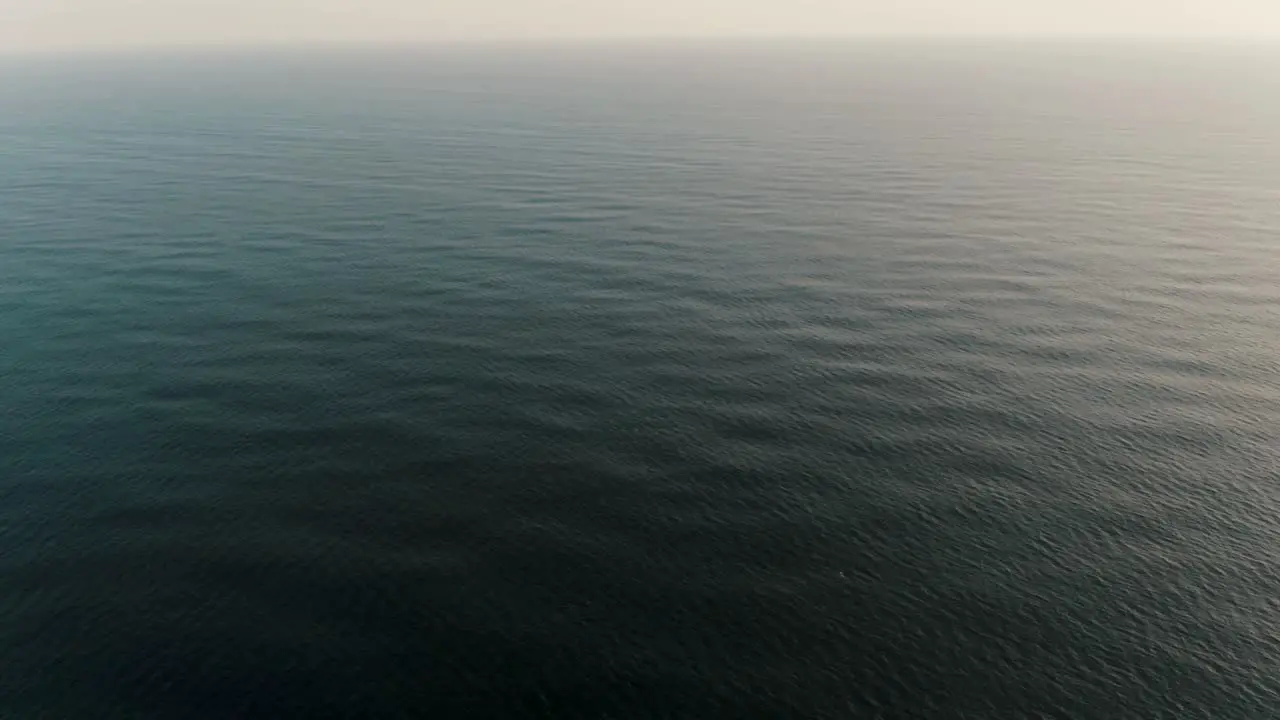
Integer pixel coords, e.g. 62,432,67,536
3,43,1280,718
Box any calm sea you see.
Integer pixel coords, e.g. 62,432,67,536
2,42,1279,718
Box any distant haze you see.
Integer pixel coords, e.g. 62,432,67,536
5,0,1280,53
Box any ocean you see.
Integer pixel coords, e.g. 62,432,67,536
2,41,1279,718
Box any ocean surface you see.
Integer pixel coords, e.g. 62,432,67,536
2,42,1279,718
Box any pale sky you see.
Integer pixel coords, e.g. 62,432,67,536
4,0,1280,53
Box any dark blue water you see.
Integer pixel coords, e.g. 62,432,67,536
3,42,1280,718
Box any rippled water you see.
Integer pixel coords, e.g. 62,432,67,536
3,42,1280,718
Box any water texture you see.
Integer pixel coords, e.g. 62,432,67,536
2,43,1279,718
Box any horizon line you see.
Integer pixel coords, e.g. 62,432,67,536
5,33,1280,60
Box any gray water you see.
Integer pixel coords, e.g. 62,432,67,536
2,42,1280,718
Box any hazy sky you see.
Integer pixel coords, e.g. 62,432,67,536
5,0,1280,53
